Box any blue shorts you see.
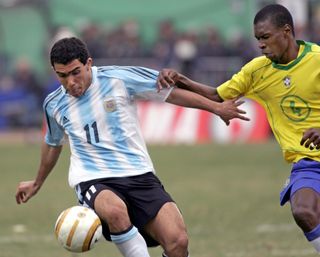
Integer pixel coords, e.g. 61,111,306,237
280,158,320,206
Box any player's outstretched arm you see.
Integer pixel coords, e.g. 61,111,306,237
300,128,320,150
15,142,63,204
157,68,222,102
166,87,249,125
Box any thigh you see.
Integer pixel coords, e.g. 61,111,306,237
291,187,320,212
144,202,188,246
94,189,131,232
80,182,132,233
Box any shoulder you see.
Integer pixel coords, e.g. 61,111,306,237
243,56,271,70
43,86,65,113
306,41,320,53
96,65,159,81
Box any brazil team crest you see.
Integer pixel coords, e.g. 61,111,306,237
283,76,291,88
103,98,117,112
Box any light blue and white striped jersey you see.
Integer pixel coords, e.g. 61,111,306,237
43,66,172,188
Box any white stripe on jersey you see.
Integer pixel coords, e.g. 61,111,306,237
44,66,172,187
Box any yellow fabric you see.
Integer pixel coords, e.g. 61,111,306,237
217,41,320,163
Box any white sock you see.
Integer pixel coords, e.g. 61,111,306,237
111,226,150,257
310,237,320,252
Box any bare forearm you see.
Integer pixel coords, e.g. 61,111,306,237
166,87,249,126
35,142,62,187
15,142,63,204
166,87,221,114
175,74,223,102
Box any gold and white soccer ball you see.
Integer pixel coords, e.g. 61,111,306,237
54,206,102,252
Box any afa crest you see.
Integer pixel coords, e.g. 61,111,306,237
103,98,117,112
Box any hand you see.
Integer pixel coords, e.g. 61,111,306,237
216,99,250,126
15,180,40,204
300,128,320,150
157,68,180,92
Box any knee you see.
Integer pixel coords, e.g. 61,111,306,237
105,204,128,222
292,204,318,231
175,232,189,251
94,192,130,231
165,232,189,257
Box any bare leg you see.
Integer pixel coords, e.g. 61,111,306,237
145,202,189,257
94,189,150,257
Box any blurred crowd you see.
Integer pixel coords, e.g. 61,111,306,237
1,17,319,131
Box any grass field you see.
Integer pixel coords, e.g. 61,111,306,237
0,140,316,257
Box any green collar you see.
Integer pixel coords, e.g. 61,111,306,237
272,40,312,70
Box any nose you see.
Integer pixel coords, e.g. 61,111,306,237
258,40,266,49
66,75,75,88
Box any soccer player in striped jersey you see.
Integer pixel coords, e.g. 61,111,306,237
157,4,320,254
15,37,249,257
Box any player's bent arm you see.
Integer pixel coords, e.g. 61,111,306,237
158,68,223,102
176,74,223,102
15,142,63,204
166,87,249,125
36,142,63,187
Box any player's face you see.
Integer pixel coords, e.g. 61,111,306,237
254,18,290,64
53,58,93,97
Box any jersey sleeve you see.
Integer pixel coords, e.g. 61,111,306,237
104,66,173,101
217,61,254,100
43,100,65,146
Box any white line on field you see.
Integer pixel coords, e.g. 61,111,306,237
0,234,107,244
0,234,54,244
271,248,316,256
256,223,296,233
1,234,316,256
226,248,316,257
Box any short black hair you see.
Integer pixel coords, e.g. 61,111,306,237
50,37,90,67
254,4,295,36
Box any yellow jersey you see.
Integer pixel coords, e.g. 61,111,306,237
217,40,320,163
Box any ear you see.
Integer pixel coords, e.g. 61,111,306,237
283,24,292,36
86,58,93,69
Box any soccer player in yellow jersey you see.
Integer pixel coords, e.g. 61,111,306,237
157,4,320,253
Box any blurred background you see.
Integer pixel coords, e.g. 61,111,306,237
1,1,320,257
0,0,320,143
1,0,319,144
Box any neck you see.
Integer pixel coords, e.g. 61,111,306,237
85,68,93,90
283,39,299,63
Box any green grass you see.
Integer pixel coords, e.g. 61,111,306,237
0,141,315,257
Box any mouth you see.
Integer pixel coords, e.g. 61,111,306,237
263,52,274,60
69,86,83,97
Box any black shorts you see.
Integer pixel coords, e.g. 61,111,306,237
75,172,174,247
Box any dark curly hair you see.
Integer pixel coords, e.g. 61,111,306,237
254,4,295,36
50,37,90,67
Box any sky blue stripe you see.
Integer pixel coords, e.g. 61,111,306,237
82,81,123,171
97,66,158,94
67,96,100,172
111,226,138,243
99,76,145,170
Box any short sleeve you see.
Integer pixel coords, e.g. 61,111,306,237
43,104,65,146
217,63,253,100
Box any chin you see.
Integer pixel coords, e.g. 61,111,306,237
267,56,277,63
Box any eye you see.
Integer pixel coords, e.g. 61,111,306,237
71,69,81,76
57,73,67,78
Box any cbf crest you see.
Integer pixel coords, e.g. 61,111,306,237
283,76,291,88
103,97,117,112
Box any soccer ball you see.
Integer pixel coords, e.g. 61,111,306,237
54,206,103,252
